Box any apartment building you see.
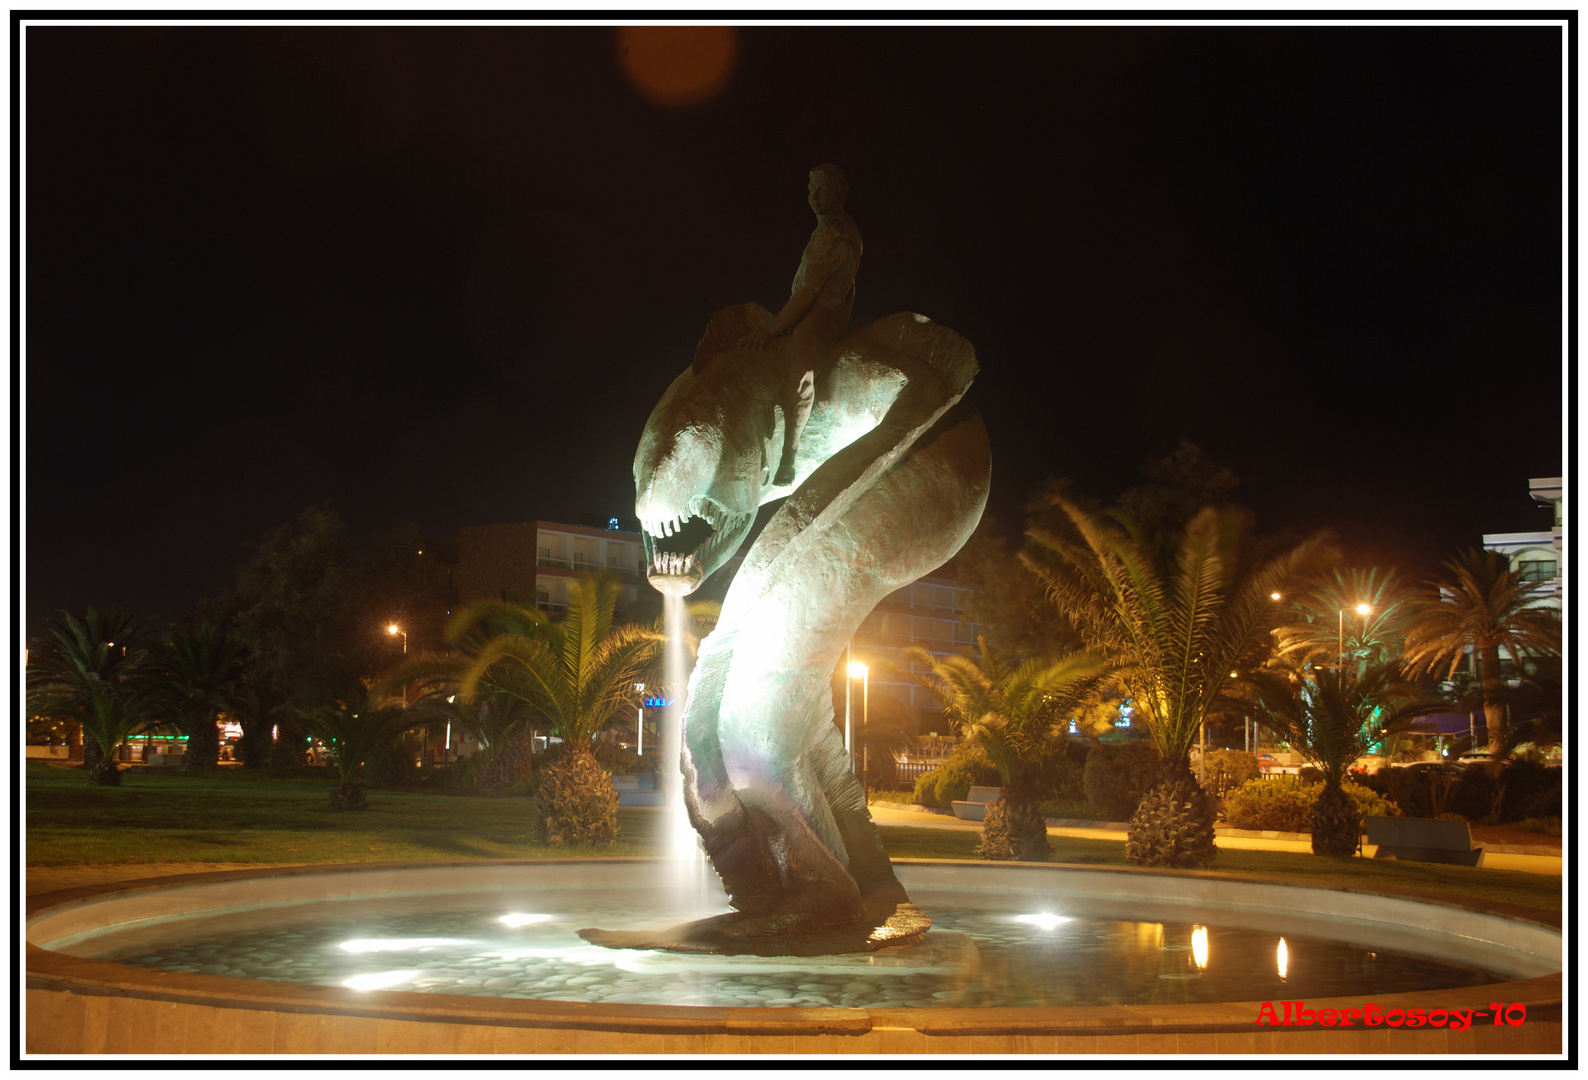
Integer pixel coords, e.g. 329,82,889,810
1482,476,1563,606
849,574,985,741
453,519,649,613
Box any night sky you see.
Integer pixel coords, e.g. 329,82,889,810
24,21,1566,636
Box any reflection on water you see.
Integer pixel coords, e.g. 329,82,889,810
59,886,1507,1010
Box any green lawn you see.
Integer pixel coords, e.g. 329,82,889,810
26,763,1560,917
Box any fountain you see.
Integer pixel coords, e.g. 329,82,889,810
21,170,1563,1055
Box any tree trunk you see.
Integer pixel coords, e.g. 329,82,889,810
1309,780,1361,856
183,715,220,772
1125,759,1217,868
82,735,104,773
1479,643,1506,754
977,793,1050,861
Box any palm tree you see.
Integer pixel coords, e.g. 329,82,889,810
27,609,161,784
1271,567,1417,675
297,683,422,808
907,638,1107,860
1024,497,1333,867
1248,661,1445,855
148,621,248,772
1402,548,1562,755
448,574,670,844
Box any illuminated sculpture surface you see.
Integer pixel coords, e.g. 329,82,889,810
584,172,988,955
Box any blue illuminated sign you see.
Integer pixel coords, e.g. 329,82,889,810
643,696,673,708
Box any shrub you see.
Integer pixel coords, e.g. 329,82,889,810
1498,761,1562,822
592,740,647,776
1201,749,1260,799
477,728,537,797
1356,766,1458,819
535,747,619,846
1032,737,1091,804
1225,777,1400,832
364,741,422,789
913,746,998,809
1515,816,1561,836
1224,777,1313,832
1083,740,1159,821
430,755,479,790
1343,781,1400,822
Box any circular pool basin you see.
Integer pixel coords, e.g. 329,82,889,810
26,859,1562,1056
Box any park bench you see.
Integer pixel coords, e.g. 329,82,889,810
613,772,663,807
1364,815,1484,867
951,786,1003,822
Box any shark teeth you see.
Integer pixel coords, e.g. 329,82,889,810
651,550,700,577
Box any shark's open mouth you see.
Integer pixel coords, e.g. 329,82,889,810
640,497,754,596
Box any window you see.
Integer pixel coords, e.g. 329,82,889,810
573,552,585,568
607,554,618,567
1518,559,1557,583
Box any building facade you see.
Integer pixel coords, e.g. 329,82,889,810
1482,476,1563,606
453,520,649,613
849,573,985,745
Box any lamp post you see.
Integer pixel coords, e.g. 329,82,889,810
847,659,869,781
1338,603,1370,674
634,683,646,756
844,641,853,763
387,623,414,761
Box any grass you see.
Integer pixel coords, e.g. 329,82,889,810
26,763,1561,917
24,763,656,865
876,824,1561,916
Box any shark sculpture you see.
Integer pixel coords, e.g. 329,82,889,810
583,302,990,956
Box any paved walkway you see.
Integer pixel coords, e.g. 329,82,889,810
865,803,1563,876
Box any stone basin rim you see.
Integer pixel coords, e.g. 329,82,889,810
26,858,1563,1038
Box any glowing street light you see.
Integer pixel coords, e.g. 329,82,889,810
1338,603,1371,672
387,624,407,653
847,659,869,780
634,683,647,756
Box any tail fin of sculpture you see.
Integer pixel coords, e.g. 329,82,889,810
692,302,775,373
843,313,979,398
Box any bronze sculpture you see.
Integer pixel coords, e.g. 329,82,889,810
583,171,990,956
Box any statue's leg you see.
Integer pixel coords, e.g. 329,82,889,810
776,308,846,485
774,367,814,487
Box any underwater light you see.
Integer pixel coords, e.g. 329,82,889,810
338,938,470,953
1016,914,1070,931
499,914,554,928
342,970,420,991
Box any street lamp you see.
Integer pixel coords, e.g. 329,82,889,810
1338,603,1370,673
847,659,869,780
387,624,407,653
634,683,646,756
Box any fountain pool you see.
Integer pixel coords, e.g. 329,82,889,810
26,860,1562,1056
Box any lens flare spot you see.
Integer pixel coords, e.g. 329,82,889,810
617,26,737,107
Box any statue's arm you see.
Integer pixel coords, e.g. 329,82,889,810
741,226,842,351
743,284,822,348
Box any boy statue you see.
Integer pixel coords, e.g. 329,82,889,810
739,164,862,486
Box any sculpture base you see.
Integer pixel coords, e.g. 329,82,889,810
578,901,931,957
